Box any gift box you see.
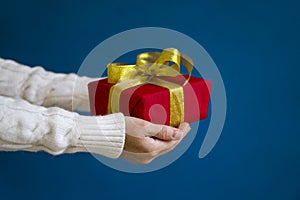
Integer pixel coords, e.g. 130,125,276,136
88,48,212,127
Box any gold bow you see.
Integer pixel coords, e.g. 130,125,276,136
107,48,193,127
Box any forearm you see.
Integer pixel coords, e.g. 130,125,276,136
0,96,125,158
0,58,95,112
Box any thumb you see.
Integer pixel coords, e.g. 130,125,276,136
146,124,182,141
125,116,182,140
152,122,191,140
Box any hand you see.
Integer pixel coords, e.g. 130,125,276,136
121,116,191,164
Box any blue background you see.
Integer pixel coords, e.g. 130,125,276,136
0,0,299,199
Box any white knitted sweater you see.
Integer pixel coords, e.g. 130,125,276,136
0,58,125,158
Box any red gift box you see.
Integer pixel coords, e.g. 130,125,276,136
88,75,211,127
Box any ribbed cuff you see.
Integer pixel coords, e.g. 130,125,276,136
72,113,125,158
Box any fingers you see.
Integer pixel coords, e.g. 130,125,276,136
121,122,191,164
155,124,191,157
152,126,182,140
178,122,191,138
151,122,190,141
125,116,182,140
151,122,191,153
125,117,161,137
123,116,192,164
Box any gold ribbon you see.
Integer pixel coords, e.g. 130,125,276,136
107,48,193,127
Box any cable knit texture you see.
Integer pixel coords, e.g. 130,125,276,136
0,58,93,111
0,58,125,158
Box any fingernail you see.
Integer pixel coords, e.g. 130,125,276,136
181,123,190,132
172,130,182,140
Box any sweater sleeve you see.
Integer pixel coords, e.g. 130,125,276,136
0,58,94,112
0,95,125,158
